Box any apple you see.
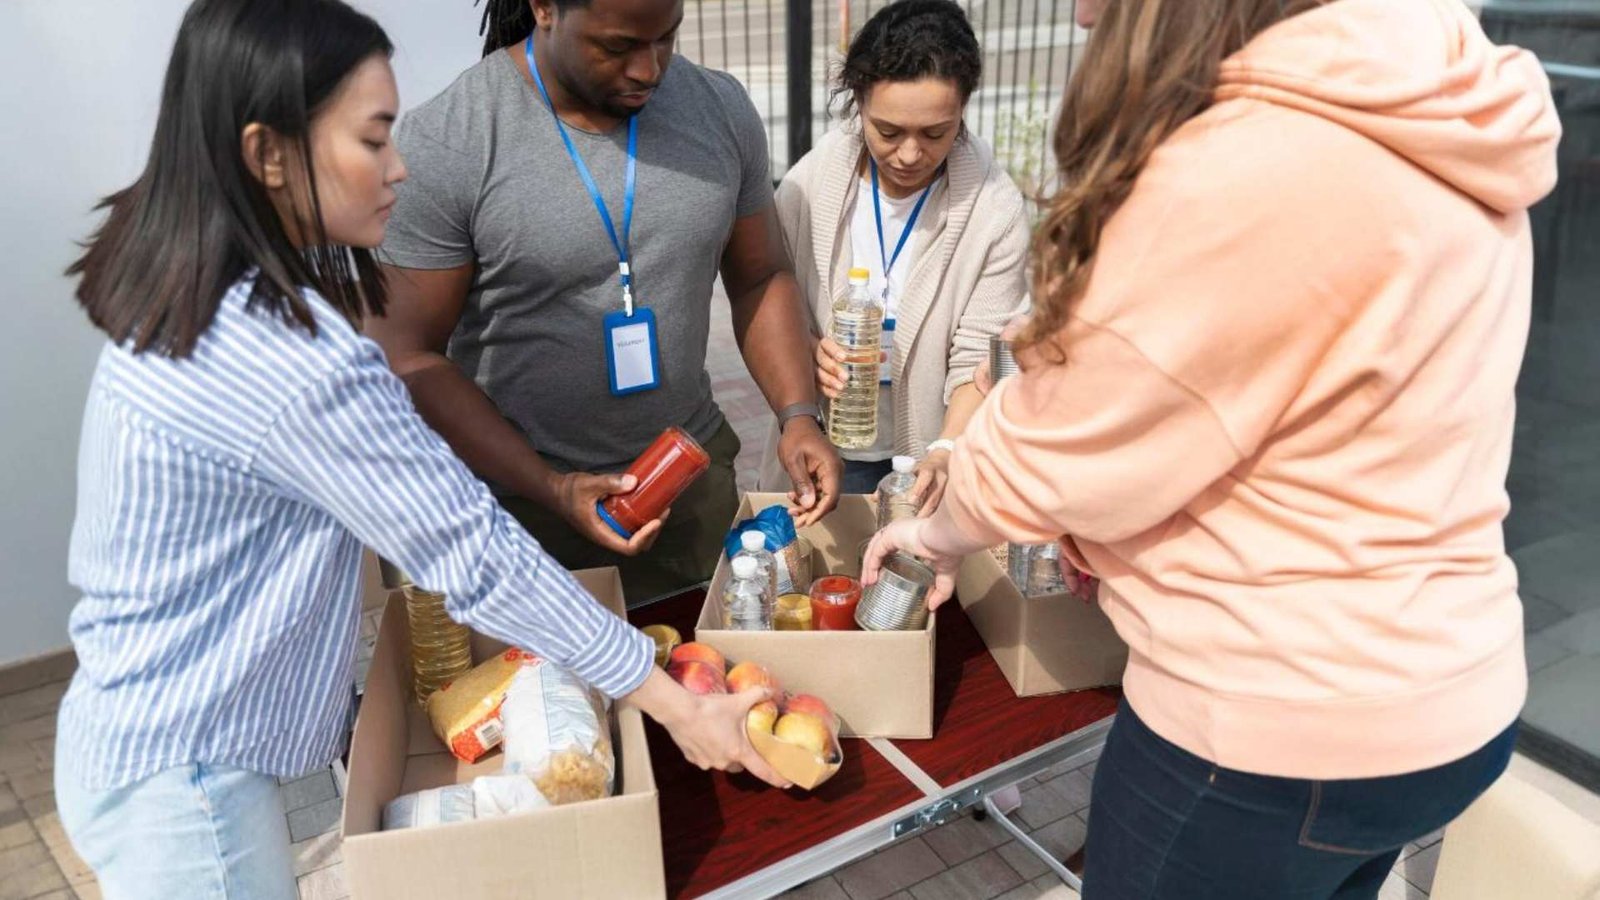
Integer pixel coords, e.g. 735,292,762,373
726,661,782,696
668,659,727,695
783,694,835,733
773,712,831,757
669,642,725,673
746,699,779,736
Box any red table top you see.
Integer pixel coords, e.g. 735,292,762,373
630,588,1119,899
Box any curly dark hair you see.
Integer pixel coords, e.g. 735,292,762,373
834,0,983,118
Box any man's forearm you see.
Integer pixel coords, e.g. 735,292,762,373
395,354,561,506
729,272,819,412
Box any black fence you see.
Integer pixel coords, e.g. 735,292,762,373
675,0,1083,196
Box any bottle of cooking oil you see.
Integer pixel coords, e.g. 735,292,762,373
401,580,473,705
827,267,883,449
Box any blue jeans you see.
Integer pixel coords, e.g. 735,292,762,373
1082,699,1515,900
841,458,895,495
56,743,296,900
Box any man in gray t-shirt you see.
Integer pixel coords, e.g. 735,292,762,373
368,0,840,603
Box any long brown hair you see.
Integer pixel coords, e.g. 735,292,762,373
1019,0,1323,361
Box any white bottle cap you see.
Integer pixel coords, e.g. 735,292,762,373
731,556,759,579
740,531,766,552
892,455,916,473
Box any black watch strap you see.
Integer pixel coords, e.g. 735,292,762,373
776,402,823,430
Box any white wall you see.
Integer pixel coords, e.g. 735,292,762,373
0,1,484,666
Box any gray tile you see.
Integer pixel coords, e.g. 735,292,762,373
287,797,343,844
0,841,68,900
0,742,40,778
921,811,1010,867
996,814,1088,883
32,892,74,900
781,876,851,900
22,791,56,819
1024,875,1082,899
1521,593,1572,633
296,861,348,900
291,830,342,878
34,812,94,886
281,770,337,813
837,838,947,900
1540,606,1600,656
1016,771,1093,830
1396,842,1441,894
1525,631,1574,673
0,682,69,728
1378,873,1425,900
909,850,1024,900
1525,654,1600,756
0,714,57,748
73,883,102,900
0,818,36,852
1513,532,1600,615
1414,827,1444,849
9,769,54,803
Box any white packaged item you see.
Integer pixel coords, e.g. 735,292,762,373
500,661,615,805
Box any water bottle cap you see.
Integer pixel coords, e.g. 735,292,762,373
892,455,916,473
731,556,759,578
848,267,870,284
740,530,766,552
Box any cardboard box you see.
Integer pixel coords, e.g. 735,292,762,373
954,548,1128,697
342,568,666,899
698,493,936,739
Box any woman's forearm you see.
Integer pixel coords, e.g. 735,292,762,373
938,382,985,439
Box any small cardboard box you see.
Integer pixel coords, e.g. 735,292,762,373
698,492,936,739
954,548,1128,697
342,568,666,899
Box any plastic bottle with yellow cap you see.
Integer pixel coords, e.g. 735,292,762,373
827,267,883,449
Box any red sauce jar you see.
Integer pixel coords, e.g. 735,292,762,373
808,575,862,631
597,427,711,538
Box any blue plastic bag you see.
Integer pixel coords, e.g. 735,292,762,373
723,504,797,559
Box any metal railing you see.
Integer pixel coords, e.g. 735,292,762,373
675,0,1082,195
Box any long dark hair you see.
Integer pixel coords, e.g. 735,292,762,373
68,0,394,358
833,0,983,119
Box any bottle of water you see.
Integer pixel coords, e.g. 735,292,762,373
876,455,920,529
733,530,778,600
827,268,883,449
722,556,773,631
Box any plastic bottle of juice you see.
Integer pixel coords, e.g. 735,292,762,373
875,455,920,528
827,268,883,449
722,556,773,631
732,530,778,600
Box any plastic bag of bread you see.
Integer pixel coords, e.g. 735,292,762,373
500,661,614,805
425,648,538,762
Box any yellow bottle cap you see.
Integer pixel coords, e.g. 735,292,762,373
847,267,870,282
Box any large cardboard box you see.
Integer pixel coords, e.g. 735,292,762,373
698,493,936,739
342,568,666,899
954,548,1128,697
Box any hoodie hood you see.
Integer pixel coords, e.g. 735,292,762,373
1215,0,1560,214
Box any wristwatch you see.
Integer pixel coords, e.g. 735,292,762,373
925,439,956,455
777,402,824,431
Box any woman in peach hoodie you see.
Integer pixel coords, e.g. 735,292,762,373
864,0,1560,896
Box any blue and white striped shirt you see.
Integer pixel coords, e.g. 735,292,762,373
61,278,654,791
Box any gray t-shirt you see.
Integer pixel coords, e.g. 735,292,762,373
382,50,773,471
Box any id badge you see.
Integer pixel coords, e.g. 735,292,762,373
879,317,896,385
603,307,661,396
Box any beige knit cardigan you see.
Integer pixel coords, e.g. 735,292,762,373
756,125,1032,491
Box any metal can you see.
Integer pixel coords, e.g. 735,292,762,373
855,552,936,631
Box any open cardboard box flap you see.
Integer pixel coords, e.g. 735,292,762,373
341,568,666,899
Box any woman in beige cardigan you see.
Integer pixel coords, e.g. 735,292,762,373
758,0,1030,507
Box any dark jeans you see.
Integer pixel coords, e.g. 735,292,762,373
499,419,741,607
1083,699,1516,900
841,458,895,495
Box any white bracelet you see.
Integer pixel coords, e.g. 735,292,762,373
925,439,956,455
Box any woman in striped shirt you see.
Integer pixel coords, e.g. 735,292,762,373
55,1,783,896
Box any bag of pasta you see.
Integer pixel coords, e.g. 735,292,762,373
500,660,614,806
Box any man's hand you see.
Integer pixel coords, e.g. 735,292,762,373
778,416,841,527
550,471,667,556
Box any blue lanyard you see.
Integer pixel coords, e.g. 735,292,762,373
870,158,936,301
526,36,639,315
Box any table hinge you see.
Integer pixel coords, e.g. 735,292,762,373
891,786,985,838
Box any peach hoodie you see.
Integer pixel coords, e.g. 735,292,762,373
945,0,1561,779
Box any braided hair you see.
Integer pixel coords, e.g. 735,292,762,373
477,0,537,57
834,0,983,118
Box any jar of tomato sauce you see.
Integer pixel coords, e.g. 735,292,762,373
808,575,862,631
596,427,711,538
